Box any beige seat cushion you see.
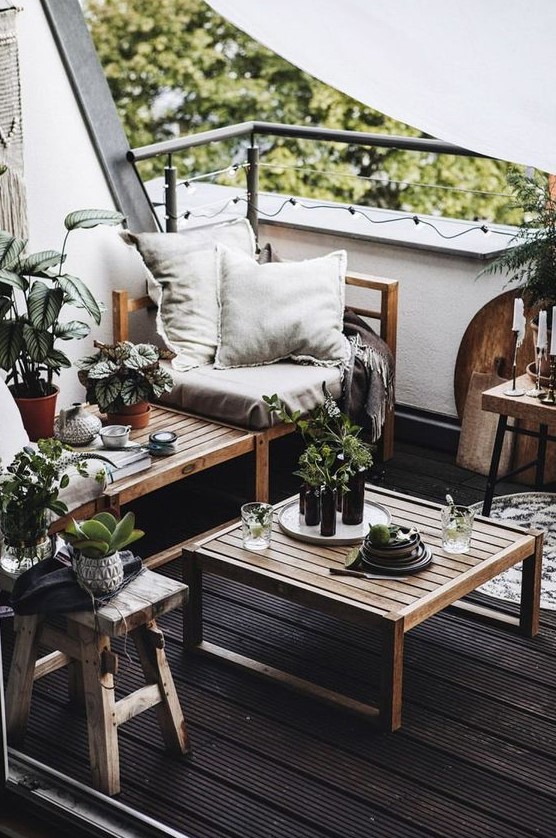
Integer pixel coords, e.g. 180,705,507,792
159,361,342,430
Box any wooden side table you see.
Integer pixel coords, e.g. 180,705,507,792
481,374,556,514
6,569,189,796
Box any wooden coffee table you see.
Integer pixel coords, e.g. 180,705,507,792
182,486,543,731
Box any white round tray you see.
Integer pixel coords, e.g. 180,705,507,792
278,498,391,546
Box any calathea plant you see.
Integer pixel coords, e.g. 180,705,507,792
0,209,124,397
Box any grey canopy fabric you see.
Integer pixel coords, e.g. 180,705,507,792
206,0,556,173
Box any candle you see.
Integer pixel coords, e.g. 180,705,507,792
511,297,524,331
537,310,548,350
551,307,556,356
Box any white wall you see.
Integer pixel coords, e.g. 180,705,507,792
262,222,509,418
16,0,143,404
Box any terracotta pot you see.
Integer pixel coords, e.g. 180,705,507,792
12,386,59,441
106,401,151,430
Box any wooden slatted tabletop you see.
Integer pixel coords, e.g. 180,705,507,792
99,404,256,507
183,485,543,731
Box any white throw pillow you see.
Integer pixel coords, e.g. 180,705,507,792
0,376,30,466
121,218,257,370
214,245,348,369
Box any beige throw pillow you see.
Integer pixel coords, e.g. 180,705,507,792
215,245,348,369
121,219,256,370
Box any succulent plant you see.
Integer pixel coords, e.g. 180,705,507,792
60,510,144,558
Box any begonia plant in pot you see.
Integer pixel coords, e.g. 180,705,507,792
77,340,175,428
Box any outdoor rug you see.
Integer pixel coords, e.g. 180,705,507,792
470,492,556,610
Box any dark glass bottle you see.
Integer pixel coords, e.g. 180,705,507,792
320,486,338,536
299,482,307,515
304,486,321,527
342,469,366,526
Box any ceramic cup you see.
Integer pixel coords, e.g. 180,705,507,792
100,424,131,449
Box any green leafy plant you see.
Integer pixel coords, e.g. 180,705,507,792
60,510,144,559
77,340,175,413
0,438,109,548
0,209,124,397
265,383,373,489
295,442,351,492
480,169,556,309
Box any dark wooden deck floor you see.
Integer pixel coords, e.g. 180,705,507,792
3,440,556,838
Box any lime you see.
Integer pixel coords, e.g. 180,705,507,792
368,523,391,546
344,546,362,569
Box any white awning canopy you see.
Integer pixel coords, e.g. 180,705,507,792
205,0,556,173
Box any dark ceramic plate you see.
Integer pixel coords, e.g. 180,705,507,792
362,531,421,559
361,543,432,574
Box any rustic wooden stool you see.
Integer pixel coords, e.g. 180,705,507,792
6,569,189,796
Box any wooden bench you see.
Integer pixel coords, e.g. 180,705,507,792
6,569,189,795
112,270,398,502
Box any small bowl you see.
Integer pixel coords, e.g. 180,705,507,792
100,424,131,449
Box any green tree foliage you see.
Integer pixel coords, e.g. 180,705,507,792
85,0,518,222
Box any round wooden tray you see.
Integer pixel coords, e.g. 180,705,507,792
278,499,391,546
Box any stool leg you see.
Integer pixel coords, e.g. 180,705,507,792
183,550,203,648
77,625,120,796
483,415,508,516
133,620,190,756
6,614,44,744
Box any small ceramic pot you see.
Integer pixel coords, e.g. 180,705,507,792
73,550,124,595
54,402,102,445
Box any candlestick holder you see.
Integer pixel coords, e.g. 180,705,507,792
526,347,546,397
504,330,525,396
539,355,556,405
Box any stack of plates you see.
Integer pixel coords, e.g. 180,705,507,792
360,526,432,575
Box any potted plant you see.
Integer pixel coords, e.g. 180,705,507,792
60,510,144,595
0,208,124,439
480,169,556,311
295,442,351,536
0,438,109,576
265,384,374,532
77,340,175,428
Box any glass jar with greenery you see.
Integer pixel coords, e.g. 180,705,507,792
0,439,109,576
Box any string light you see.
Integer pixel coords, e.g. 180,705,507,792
180,162,247,189
174,192,506,240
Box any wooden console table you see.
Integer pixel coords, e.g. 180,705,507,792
52,404,262,558
481,374,556,514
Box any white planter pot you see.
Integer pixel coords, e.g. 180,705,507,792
74,550,124,595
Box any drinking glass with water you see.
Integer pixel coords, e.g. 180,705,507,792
441,494,474,554
241,502,273,551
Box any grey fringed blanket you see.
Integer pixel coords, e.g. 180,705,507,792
341,308,395,442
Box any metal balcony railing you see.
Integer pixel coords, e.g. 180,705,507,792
126,120,491,236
